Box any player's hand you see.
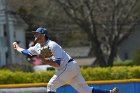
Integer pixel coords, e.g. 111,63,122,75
13,42,19,49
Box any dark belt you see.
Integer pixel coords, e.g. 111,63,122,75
68,59,74,63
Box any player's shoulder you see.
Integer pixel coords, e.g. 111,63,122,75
48,40,58,45
48,40,61,48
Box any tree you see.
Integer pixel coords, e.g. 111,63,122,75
8,0,58,29
8,0,78,44
54,0,140,67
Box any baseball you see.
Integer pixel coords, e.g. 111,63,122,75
13,42,17,48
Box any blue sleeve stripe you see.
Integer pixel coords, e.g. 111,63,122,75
55,60,61,65
21,50,32,56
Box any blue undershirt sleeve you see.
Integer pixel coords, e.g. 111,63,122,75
21,50,32,56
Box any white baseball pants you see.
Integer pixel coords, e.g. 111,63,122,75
47,61,92,93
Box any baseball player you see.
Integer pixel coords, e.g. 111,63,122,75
13,27,119,93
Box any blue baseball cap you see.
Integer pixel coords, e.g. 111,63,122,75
32,27,48,37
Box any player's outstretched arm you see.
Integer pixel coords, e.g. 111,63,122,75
13,42,31,56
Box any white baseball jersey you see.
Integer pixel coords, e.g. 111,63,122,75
28,40,72,69
28,40,92,93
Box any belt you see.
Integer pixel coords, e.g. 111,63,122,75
68,59,74,63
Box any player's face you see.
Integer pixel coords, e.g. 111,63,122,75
34,32,40,37
34,32,46,44
34,32,42,43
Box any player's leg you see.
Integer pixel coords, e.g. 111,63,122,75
69,72,92,93
47,64,77,92
69,62,93,93
70,72,111,93
92,87,110,93
47,63,78,93
47,61,84,93
69,64,111,93
47,74,66,93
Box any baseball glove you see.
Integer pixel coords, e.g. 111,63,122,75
40,46,53,60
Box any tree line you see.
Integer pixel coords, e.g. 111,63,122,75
8,0,140,67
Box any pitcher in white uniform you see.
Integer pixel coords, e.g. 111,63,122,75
13,27,119,93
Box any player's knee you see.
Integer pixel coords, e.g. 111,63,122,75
47,83,57,92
